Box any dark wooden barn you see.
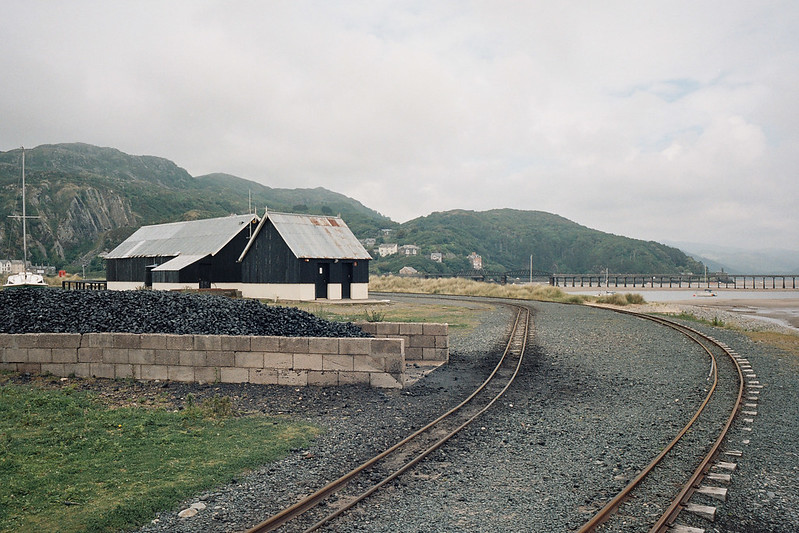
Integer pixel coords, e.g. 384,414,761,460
105,211,371,300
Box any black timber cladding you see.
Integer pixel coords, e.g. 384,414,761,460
105,212,370,288
239,219,369,284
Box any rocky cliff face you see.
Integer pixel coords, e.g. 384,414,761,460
2,183,138,264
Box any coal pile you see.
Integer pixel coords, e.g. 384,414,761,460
0,288,369,337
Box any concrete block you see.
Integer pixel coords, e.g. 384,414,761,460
139,365,169,381
262,352,293,369
104,348,129,364
338,371,370,385
83,333,114,348
409,335,436,348
194,335,222,351
112,333,141,349
0,363,17,372
308,337,339,354
405,347,424,360
67,363,92,378
41,363,65,376
27,348,52,363
323,354,354,371
249,368,278,385
422,323,448,336
179,351,207,367
77,347,103,363
194,367,219,384
2,348,27,363
277,369,308,386
399,323,424,335
18,363,41,374
370,338,403,357
166,335,194,350
11,334,38,348
370,372,403,389
90,363,115,379
685,503,716,521
140,335,168,350
385,356,404,374
697,485,728,502
435,336,449,349
422,348,440,360
0,335,13,348
220,335,250,352
251,336,280,352
128,349,155,365
37,333,82,348
115,364,135,379
307,370,339,386
279,337,309,353
235,352,265,368
294,353,324,371
339,338,370,355
168,365,195,382
220,367,249,383
353,355,385,372
154,350,181,366
206,351,235,367
51,348,78,364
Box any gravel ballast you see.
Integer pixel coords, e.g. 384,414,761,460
7,292,793,532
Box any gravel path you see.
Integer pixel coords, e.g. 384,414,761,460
132,297,797,532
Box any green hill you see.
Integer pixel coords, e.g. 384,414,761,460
371,209,704,276
1,143,703,277
0,143,393,270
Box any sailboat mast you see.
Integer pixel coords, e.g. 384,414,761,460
21,147,28,270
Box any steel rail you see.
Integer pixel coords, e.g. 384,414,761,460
246,305,530,533
649,327,745,532
578,309,742,532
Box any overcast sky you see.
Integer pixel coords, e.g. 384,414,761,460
2,1,797,252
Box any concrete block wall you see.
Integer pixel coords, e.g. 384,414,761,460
356,322,449,362
0,332,405,389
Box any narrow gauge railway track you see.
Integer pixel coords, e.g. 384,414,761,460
579,308,744,533
245,304,532,533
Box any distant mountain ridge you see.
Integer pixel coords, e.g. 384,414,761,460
2,142,702,275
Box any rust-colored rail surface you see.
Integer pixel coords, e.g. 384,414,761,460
246,304,532,533
578,309,744,532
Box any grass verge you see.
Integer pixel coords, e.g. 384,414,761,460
368,276,645,306
0,382,320,533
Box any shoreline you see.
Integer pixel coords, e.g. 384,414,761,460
558,287,799,333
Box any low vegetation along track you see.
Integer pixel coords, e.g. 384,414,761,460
579,307,746,533
246,304,532,533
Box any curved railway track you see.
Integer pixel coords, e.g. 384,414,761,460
246,303,532,533
579,307,745,532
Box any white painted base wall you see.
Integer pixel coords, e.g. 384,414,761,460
107,281,370,301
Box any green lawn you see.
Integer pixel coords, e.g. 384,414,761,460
0,383,320,532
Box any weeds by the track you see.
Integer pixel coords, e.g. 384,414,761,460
0,380,319,533
368,276,645,306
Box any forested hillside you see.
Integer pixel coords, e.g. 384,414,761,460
1,143,702,276
0,144,393,270
370,209,704,275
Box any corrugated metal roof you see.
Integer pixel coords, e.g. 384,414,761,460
105,214,256,259
151,254,207,272
268,212,372,260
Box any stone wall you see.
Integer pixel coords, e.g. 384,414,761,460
0,332,405,389
356,322,449,362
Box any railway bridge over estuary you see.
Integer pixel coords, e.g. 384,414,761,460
549,273,799,290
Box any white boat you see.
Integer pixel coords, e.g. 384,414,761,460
693,288,717,297
4,147,48,289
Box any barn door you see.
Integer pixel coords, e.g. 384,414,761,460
315,263,329,299
342,263,353,299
